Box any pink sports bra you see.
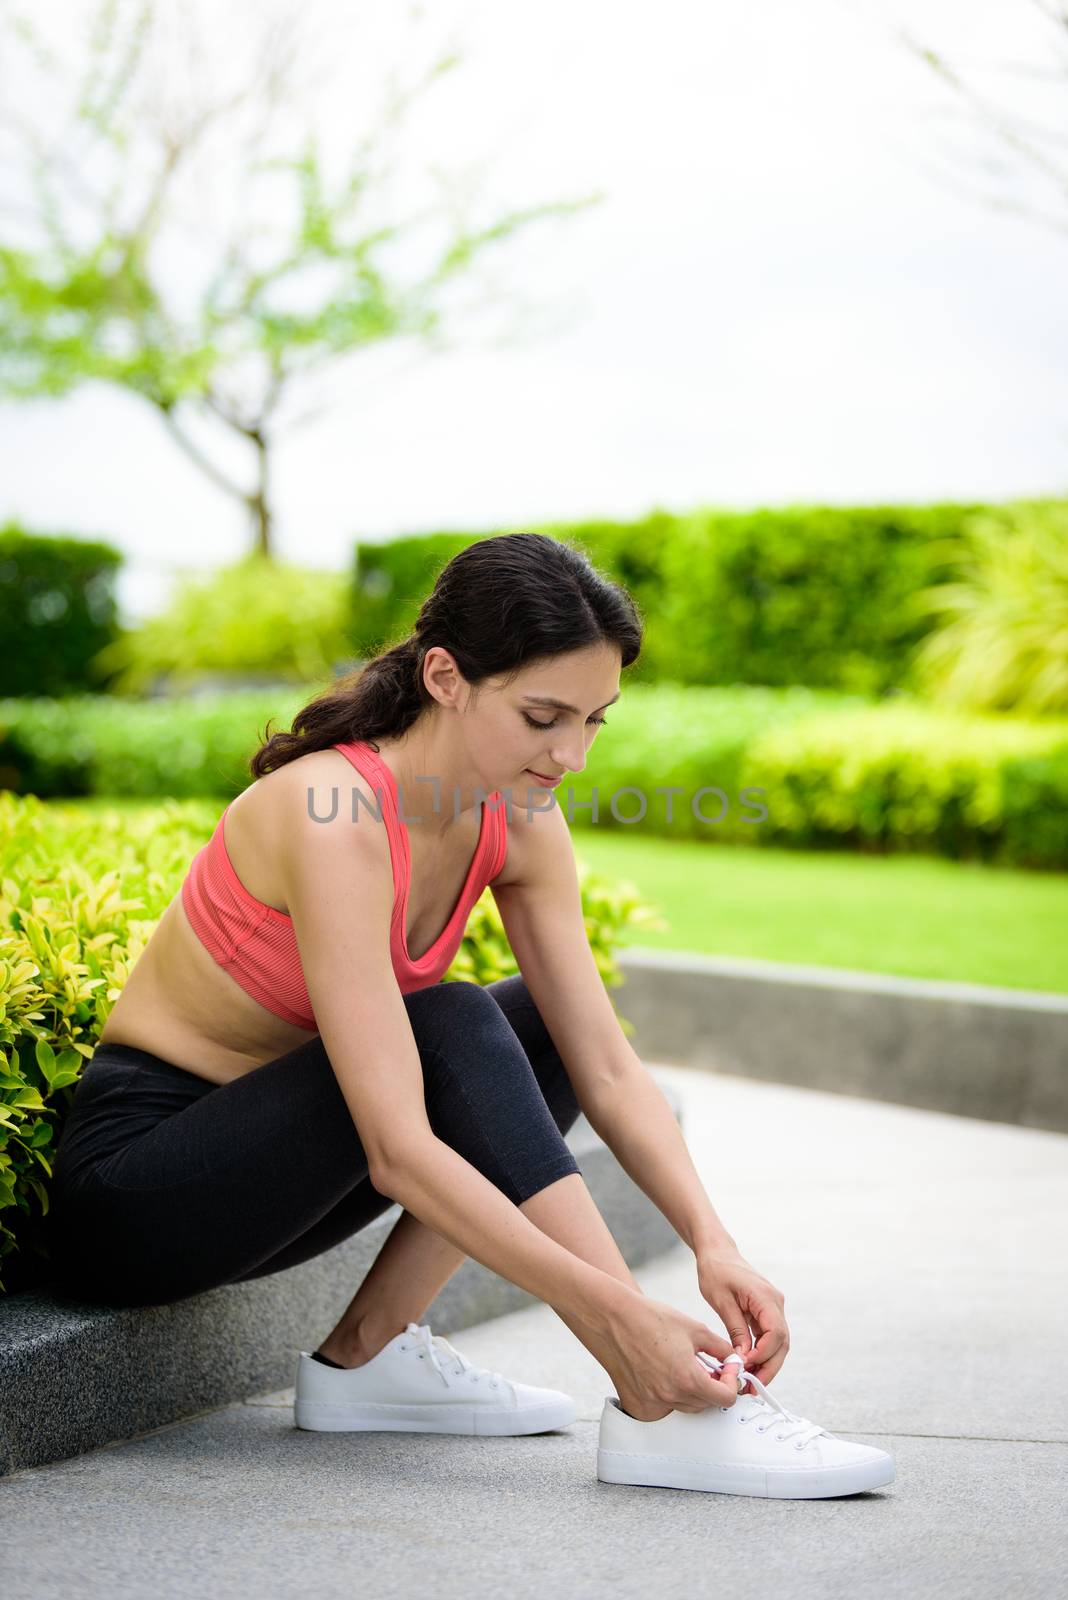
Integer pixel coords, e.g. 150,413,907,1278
180,740,509,1031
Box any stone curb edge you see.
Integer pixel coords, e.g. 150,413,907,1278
617,948,1068,1133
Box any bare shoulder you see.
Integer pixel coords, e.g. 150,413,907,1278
275,744,387,807
272,747,394,878
491,792,573,891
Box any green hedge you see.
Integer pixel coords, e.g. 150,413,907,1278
734,701,1068,867
643,502,978,694
352,500,1000,694
3,684,1067,867
0,690,294,798
0,792,664,1292
351,531,492,658
0,523,123,697
566,685,1068,867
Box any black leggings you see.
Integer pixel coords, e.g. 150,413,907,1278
47,975,583,1309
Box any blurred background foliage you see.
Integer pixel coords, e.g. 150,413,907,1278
906,502,1068,717
2,499,1067,873
87,552,357,696
3,495,1066,711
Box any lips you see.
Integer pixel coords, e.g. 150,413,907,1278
525,768,564,786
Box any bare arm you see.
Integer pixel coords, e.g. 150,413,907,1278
581,1051,737,1252
488,797,789,1380
490,800,736,1251
281,785,630,1343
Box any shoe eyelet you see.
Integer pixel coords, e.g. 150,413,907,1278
719,1406,729,1414
794,1441,805,1451
774,1434,785,1442
490,1381,499,1389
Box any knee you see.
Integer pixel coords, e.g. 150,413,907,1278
482,976,580,1123
408,978,509,1041
411,981,525,1078
410,981,580,1134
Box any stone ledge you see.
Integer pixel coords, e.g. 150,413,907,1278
0,1075,683,1477
617,948,1068,1131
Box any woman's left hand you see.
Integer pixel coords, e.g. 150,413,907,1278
696,1245,790,1387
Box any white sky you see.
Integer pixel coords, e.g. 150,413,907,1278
1,0,1066,622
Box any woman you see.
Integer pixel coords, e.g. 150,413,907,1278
48,532,893,1498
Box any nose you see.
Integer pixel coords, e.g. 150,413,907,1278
550,730,588,776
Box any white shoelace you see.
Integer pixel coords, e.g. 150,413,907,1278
400,1322,512,1394
696,1351,829,1449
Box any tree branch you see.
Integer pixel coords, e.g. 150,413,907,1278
897,25,1068,212
154,401,251,502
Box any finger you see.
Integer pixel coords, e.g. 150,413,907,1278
733,1344,756,1394
691,1366,743,1408
746,1321,790,1385
695,1348,743,1400
745,1303,788,1364
717,1297,753,1358
694,1327,735,1361
747,1327,784,1370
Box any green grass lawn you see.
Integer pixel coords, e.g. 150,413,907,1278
570,830,1068,995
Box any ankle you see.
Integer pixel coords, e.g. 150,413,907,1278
317,1313,408,1370
617,1394,674,1423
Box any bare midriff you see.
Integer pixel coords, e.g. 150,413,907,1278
97,746,516,1086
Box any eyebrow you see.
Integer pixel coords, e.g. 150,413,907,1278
521,691,622,714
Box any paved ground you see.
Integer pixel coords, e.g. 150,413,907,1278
3,1066,1066,1599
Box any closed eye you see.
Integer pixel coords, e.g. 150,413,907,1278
523,712,608,731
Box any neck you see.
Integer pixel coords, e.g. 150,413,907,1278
374,718,485,838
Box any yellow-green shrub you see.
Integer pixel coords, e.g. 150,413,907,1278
88,553,357,696
906,501,1068,715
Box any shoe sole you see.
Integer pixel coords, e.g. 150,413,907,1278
295,1396,578,1436
596,1447,895,1498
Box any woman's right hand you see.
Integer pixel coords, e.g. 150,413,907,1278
591,1290,746,1420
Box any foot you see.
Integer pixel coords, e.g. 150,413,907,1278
294,1320,578,1437
597,1352,895,1499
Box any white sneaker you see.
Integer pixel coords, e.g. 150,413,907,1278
597,1352,895,1499
294,1320,578,1436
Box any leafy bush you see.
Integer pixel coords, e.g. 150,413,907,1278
738,701,1068,866
0,792,664,1292
906,500,1068,715
351,532,488,658
641,502,977,694
88,552,358,695
0,523,123,697
0,689,306,798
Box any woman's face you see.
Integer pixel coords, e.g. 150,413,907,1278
475,642,623,796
